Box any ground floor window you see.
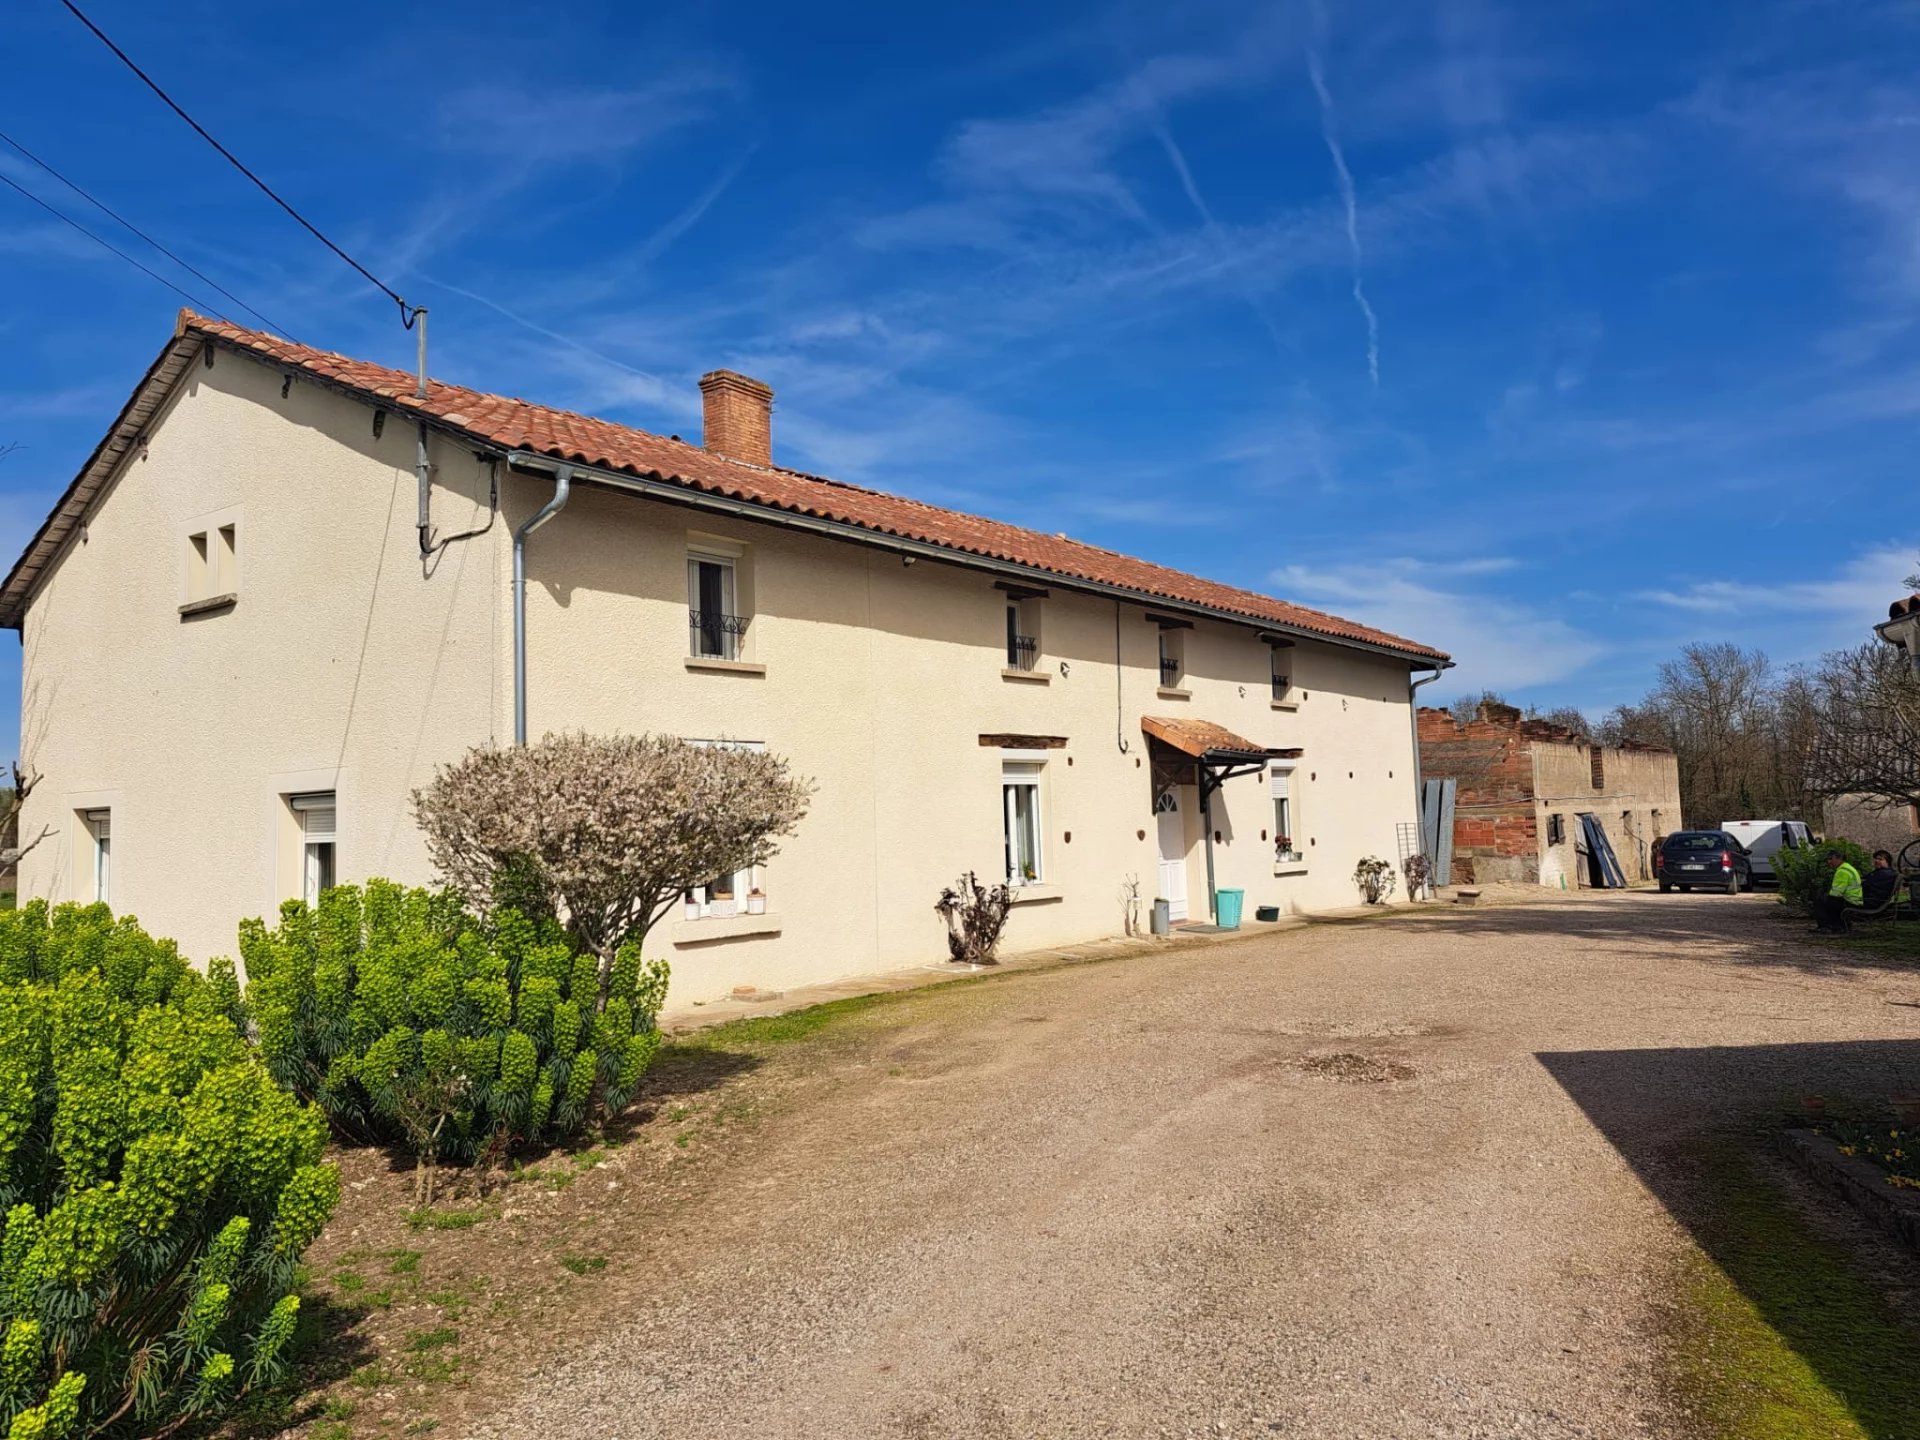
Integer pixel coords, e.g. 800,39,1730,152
291,792,336,906
83,809,110,904
1003,759,1045,885
1270,765,1298,861
682,739,768,918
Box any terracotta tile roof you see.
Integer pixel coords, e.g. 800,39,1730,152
1,312,1449,664
1141,716,1282,759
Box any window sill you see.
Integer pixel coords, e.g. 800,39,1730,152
670,912,781,945
684,656,766,676
1270,699,1300,711
1001,666,1050,684
1273,862,1310,877
179,593,238,619
1008,884,1063,905
1156,685,1191,700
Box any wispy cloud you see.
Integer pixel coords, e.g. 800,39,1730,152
1634,542,1918,616
1305,13,1381,388
434,73,742,169
1277,554,1602,690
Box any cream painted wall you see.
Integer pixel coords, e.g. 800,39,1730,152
18,347,1428,1005
17,350,501,964
510,470,1426,1004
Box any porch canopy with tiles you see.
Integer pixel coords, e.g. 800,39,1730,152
1142,716,1301,923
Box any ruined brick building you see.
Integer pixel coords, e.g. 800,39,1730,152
1417,701,1683,886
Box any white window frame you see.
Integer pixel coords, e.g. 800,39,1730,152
1271,764,1300,862
291,792,336,907
682,740,766,918
83,809,111,905
687,551,740,660
1002,755,1046,886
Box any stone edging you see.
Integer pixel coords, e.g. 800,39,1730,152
1778,1127,1920,1253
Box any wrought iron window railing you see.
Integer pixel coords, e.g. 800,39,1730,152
1271,673,1291,701
689,609,749,659
1007,634,1038,670
1159,655,1181,687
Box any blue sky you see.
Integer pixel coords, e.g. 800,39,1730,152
4,0,1918,758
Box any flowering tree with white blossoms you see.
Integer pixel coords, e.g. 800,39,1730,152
412,733,812,994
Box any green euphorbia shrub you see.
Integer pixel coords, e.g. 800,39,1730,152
1774,837,1873,916
240,882,667,1195
0,901,336,1438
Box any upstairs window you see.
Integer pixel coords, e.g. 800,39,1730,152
1590,746,1605,789
83,809,111,905
1002,758,1045,885
1158,629,1185,689
1005,599,1040,671
995,584,1047,674
688,551,745,660
1270,648,1293,703
291,792,336,906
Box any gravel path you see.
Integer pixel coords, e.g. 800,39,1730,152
465,893,1920,1439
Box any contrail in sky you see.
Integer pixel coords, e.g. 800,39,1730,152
1305,44,1379,388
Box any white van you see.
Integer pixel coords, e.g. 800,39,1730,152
1719,820,1815,886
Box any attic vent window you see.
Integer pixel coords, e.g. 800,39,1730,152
180,516,239,618
1590,747,1605,790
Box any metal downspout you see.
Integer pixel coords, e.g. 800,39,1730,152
1409,665,1446,895
1200,770,1218,921
414,311,434,554
512,465,573,746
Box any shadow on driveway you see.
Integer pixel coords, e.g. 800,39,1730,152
1539,1038,1920,1437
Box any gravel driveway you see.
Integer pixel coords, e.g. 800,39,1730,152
464,893,1920,1439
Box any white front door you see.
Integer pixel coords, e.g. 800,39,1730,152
1156,793,1189,922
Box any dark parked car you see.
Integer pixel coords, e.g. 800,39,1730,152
1656,830,1754,893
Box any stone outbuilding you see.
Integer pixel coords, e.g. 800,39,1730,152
1417,702,1682,887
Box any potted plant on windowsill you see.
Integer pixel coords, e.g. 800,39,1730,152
746,887,767,915
1275,836,1300,864
1021,862,1038,885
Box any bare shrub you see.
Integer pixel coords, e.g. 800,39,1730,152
935,871,1014,963
1353,855,1396,905
413,732,812,987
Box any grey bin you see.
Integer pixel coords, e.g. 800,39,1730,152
1150,899,1171,936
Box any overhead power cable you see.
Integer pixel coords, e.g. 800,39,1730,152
56,0,421,329
0,170,219,313
0,128,292,337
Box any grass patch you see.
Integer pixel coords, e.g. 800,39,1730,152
406,1205,486,1232
558,1253,607,1275
404,1352,461,1384
405,1325,459,1353
670,986,949,1053
425,1284,476,1320
386,1248,423,1275
1669,1141,1920,1439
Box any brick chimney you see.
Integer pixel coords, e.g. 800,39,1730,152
699,370,774,467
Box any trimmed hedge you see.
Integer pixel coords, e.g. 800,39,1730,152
240,882,667,1195
0,901,336,1438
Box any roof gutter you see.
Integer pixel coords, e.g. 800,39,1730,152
502,450,1452,669
512,464,572,745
